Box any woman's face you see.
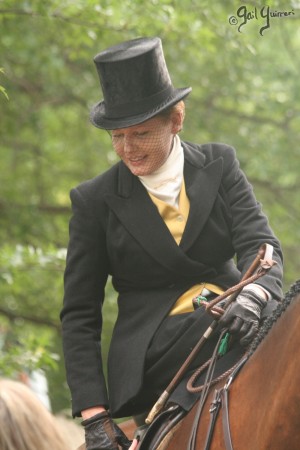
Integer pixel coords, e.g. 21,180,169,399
111,114,181,176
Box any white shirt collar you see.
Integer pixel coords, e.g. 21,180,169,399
139,135,184,207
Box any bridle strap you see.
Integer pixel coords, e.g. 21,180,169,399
203,388,222,450
187,330,227,450
222,386,234,450
204,355,248,450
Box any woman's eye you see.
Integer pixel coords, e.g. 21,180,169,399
135,131,148,137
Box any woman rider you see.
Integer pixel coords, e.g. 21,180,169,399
60,37,283,450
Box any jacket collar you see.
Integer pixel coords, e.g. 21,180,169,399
103,141,223,277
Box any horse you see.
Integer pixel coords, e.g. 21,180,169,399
79,279,300,449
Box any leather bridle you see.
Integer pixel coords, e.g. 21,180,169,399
203,355,248,450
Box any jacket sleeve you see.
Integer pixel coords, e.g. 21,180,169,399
220,144,283,299
60,186,109,416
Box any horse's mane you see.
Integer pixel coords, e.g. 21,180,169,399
247,279,300,357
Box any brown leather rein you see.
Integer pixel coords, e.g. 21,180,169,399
186,243,276,450
146,243,276,426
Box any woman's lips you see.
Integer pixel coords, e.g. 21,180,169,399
129,156,146,165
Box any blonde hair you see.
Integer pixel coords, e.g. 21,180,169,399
0,379,71,450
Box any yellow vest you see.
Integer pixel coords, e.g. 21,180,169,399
149,181,223,315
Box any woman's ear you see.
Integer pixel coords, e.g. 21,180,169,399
171,110,184,134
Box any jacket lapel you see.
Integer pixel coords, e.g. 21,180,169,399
180,142,223,251
103,143,223,277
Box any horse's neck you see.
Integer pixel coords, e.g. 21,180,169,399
229,293,300,449
163,291,300,450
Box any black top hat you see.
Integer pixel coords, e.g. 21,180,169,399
90,37,192,130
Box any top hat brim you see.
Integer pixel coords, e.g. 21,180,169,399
90,87,191,130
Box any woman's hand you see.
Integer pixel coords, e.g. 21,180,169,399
218,288,267,346
82,411,132,450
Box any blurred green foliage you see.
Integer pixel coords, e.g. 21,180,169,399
0,0,299,414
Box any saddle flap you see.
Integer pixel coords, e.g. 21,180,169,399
137,405,185,450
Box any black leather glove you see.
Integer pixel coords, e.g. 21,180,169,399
82,411,132,450
218,289,267,347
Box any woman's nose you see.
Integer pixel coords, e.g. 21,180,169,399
123,136,135,153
